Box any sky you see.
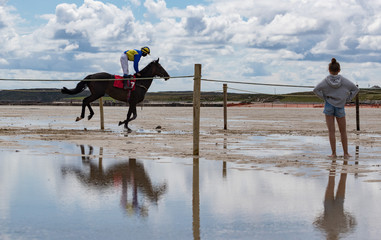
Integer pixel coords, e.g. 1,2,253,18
1,0,381,93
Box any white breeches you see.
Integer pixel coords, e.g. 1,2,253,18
120,53,129,75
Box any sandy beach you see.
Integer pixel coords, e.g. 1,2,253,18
1,105,381,178
2,105,381,239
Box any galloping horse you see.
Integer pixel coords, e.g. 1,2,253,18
61,59,170,131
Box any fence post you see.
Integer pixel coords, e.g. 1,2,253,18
193,64,202,156
223,84,227,130
356,86,360,131
99,97,104,130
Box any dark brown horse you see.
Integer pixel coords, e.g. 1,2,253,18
61,59,170,131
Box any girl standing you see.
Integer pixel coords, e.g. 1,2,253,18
313,58,359,158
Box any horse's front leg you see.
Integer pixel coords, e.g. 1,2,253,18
118,106,132,128
128,105,137,122
124,105,137,131
118,105,137,132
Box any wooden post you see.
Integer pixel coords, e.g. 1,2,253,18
99,97,104,130
193,64,202,156
223,84,227,130
356,87,360,131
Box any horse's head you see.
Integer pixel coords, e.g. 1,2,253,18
150,58,170,81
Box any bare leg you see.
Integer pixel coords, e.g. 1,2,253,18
336,116,351,158
325,115,337,158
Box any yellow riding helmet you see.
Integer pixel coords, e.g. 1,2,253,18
141,46,150,55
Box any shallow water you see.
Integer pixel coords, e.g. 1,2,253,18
1,138,381,240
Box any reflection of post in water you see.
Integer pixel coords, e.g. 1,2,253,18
354,145,359,178
223,134,227,178
314,160,357,240
193,157,200,240
223,161,227,178
223,134,228,151
62,145,167,217
99,147,103,170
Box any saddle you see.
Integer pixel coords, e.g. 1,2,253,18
113,75,136,91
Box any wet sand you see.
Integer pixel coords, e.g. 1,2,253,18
1,105,381,178
2,105,381,239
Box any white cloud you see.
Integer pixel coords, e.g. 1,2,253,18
1,0,381,92
0,3,22,54
129,0,141,7
358,35,381,50
0,58,8,65
144,0,167,16
47,0,137,49
264,13,319,35
367,15,381,34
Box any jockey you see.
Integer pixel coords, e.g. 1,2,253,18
120,46,150,89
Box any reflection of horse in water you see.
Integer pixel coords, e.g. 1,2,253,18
314,160,356,240
61,145,167,216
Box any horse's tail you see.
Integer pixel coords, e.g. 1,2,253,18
61,79,88,95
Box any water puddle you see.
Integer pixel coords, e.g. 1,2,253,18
1,138,381,239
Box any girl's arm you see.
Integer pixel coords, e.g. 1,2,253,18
313,81,325,100
347,81,360,102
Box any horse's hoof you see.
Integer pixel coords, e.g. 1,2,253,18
127,128,132,133
118,121,124,126
75,117,83,122
88,115,93,121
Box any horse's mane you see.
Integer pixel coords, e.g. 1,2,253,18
139,60,159,75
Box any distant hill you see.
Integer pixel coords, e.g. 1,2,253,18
0,89,88,104
0,89,297,104
0,89,67,103
0,88,380,105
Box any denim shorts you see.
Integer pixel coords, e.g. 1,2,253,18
323,101,346,118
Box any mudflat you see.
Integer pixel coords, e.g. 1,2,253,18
1,105,381,178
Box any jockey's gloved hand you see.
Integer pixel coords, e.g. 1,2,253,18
123,74,133,78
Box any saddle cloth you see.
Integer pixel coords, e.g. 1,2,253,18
113,75,136,90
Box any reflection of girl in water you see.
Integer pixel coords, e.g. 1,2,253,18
314,161,356,240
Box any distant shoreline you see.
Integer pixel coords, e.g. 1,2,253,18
1,101,380,108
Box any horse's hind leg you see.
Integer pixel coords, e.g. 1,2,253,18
87,103,95,120
76,94,103,121
76,100,87,121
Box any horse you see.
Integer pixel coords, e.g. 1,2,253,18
61,59,170,131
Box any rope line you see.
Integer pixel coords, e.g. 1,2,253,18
0,75,194,82
227,87,264,94
226,87,321,97
0,74,379,91
0,89,62,92
201,78,315,89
